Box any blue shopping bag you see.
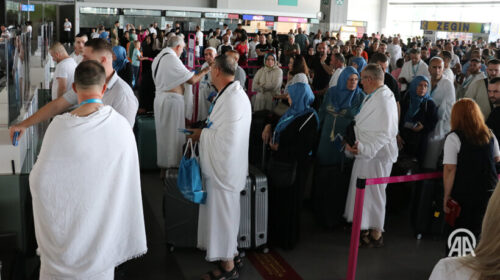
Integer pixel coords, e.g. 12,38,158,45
177,138,206,204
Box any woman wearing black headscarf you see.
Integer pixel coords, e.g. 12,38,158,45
138,35,156,113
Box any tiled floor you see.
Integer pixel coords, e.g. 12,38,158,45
118,171,444,280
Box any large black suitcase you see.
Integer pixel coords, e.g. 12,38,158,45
163,171,199,251
238,166,268,252
312,163,351,228
134,114,158,170
410,179,445,239
249,110,273,167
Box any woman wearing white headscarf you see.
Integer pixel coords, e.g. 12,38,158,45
252,53,283,112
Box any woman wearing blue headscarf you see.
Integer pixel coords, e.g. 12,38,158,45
99,30,110,42
399,75,438,165
350,56,367,73
313,66,365,228
112,45,133,88
261,82,319,249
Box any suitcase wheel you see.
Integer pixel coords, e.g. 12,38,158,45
416,233,423,240
167,243,175,253
261,247,269,254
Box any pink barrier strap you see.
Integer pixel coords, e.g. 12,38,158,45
365,172,443,186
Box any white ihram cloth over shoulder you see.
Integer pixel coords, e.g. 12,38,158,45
328,67,344,88
197,62,214,121
344,85,398,231
29,106,147,279
197,81,252,261
399,60,430,91
152,47,194,168
429,257,477,280
422,78,455,169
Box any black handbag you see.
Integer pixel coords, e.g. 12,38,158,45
266,157,298,188
345,120,356,147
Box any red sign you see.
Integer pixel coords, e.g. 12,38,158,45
228,14,239,19
266,22,274,27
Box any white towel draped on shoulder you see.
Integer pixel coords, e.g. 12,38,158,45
29,106,147,278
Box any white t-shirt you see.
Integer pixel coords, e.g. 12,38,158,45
70,52,83,64
149,27,157,35
52,57,77,100
443,132,500,165
64,21,72,32
63,71,138,127
196,30,204,47
429,257,477,280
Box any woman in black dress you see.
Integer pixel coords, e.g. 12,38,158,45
112,45,133,88
138,35,156,113
261,82,319,249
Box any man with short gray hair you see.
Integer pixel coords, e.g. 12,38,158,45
152,35,211,174
344,63,398,248
188,54,251,279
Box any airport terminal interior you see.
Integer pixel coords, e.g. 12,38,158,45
2,0,500,279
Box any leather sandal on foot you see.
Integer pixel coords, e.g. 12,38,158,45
359,230,370,248
234,256,243,269
369,235,384,248
201,263,239,280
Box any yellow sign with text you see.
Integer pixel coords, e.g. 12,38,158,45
420,21,488,34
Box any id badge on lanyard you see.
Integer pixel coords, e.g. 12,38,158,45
205,81,234,128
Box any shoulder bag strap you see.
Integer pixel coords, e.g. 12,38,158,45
154,52,170,81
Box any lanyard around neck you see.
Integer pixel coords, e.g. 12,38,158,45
206,81,234,128
412,62,420,77
79,99,103,106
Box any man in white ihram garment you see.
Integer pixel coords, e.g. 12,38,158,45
187,54,251,280
422,57,455,169
30,61,147,280
387,37,402,71
344,64,398,248
197,47,217,121
152,36,210,175
398,48,430,92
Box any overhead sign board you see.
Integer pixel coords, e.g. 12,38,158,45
420,21,490,34
227,14,239,19
242,15,274,22
21,4,35,12
205,13,228,19
277,16,307,23
278,0,298,6
166,11,202,18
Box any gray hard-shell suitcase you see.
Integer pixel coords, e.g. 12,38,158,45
163,171,199,252
238,166,269,252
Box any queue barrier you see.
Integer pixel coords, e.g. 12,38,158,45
346,171,443,280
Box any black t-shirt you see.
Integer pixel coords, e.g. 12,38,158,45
311,55,331,91
256,43,275,66
384,72,401,102
487,107,500,142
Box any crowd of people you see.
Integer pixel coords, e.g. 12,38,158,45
7,20,500,279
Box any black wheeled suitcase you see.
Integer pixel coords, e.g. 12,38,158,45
312,163,351,228
410,179,445,239
163,171,199,251
238,166,268,252
134,114,158,170
249,110,273,167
